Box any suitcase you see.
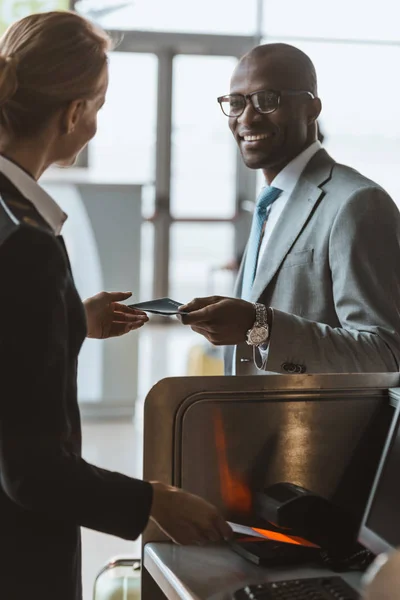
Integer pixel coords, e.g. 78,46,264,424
186,342,224,376
93,556,141,600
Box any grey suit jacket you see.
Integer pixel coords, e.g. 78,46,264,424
225,149,400,375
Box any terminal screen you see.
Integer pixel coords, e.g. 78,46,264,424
364,412,400,550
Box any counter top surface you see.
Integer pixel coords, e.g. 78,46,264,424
144,542,364,600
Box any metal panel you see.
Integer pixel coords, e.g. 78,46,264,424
153,51,173,299
142,374,400,599
177,392,391,523
143,374,399,542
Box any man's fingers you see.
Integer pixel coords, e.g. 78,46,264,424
179,296,221,313
180,308,210,325
190,325,210,337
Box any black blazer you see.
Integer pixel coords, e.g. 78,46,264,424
0,173,152,600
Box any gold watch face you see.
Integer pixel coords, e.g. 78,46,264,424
248,325,269,345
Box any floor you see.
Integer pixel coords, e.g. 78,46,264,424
80,322,223,600
81,419,142,600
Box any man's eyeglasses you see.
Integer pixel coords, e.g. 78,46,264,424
217,89,315,118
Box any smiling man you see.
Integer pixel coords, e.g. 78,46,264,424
180,43,400,375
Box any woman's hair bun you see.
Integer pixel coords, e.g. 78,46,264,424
0,54,18,107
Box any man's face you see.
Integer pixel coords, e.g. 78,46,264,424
228,56,314,171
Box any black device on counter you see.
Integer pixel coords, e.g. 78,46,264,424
230,482,360,567
229,535,320,567
231,398,400,599
256,482,359,555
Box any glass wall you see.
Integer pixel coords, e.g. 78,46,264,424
171,55,237,219
75,0,258,34
74,0,400,305
0,0,69,34
89,52,157,182
6,0,398,403
261,0,399,41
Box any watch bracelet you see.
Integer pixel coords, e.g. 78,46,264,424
254,302,268,327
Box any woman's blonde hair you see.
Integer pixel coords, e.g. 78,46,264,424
0,11,112,137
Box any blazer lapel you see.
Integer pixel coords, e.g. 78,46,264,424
57,235,73,273
250,149,335,302
234,248,247,298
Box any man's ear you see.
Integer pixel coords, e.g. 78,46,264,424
60,99,84,135
308,97,322,125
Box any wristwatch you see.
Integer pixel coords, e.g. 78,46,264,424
246,303,270,346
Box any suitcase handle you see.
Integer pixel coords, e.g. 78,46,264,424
94,557,140,581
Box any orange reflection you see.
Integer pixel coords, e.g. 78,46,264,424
251,527,319,548
214,409,319,549
214,407,252,514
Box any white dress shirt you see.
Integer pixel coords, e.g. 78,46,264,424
0,155,67,235
255,140,322,276
233,140,322,375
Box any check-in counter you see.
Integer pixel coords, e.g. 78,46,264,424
141,373,400,599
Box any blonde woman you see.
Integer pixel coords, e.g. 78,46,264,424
0,11,230,600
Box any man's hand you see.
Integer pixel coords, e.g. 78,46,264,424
178,296,255,346
83,291,149,339
150,481,232,545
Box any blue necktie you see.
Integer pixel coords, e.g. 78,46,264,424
241,185,282,301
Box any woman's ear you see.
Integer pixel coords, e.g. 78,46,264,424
60,99,84,135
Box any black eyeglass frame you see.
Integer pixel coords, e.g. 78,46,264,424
217,89,315,117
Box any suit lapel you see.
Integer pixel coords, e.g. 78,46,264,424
234,248,247,298
250,149,335,302
57,235,73,273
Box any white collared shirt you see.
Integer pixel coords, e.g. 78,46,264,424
255,140,322,277
234,141,322,375
0,155,67,235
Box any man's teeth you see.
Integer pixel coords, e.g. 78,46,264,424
243,134,270,141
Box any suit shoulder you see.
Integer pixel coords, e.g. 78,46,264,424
330,162,388,196
0,190,53,247
325,162,398,219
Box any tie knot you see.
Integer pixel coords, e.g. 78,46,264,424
255,185,282,213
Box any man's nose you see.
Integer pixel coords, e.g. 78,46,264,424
237,100,262,126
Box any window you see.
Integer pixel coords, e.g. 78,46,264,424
264,40,400,206
170,223,235,302
0,0,70,34
171,55,238,218
76,0,258,35
261,0,400,42
89,52,157,182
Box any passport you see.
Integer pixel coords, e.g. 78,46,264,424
128,297,187,316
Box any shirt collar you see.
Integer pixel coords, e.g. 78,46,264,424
0,155,67,235
270,140,322,196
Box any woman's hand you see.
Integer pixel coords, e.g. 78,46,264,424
150,481,232,545
83,291,149,339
